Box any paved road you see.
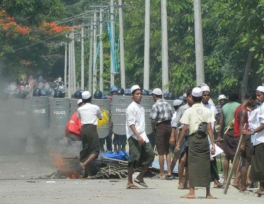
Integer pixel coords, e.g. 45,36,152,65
0,155,263,204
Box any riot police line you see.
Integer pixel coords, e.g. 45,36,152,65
2,88,175,153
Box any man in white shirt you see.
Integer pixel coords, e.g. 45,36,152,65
243,86,264,195
126,85,155,189
78,91,102,178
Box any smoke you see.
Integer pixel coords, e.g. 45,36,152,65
0,90,80,179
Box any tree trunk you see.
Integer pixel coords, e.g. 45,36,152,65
241,51,254,100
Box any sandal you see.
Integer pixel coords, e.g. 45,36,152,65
126,184,139,189
134,179,148,188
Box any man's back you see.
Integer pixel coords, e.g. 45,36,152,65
149,99,172,123
222,102,240,129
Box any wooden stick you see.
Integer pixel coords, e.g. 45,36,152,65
223,123,246,194
224,119,235,135
224,125,231,135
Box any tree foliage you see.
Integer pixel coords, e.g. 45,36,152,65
1,0,264,99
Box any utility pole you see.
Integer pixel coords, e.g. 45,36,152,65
64,42,68,92
81,25,84,90
72,30,76,93
88,20,93,93
194,0,205,85
110,0,115,86
161,0,169,91
118,0,126,89
68,32,73,97
99,8,104,92
93,11,97,94
144,0,150,90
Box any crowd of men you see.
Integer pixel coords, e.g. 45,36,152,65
65,83,264,199
3,75,65,99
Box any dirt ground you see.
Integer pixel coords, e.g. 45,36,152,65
0,155,263,204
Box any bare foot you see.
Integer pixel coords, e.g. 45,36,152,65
184,185,190,189
257,189,264,195
206,195,217,199
178,183,184,189
232,183,239,190
159,175,166,179
180,193,195,199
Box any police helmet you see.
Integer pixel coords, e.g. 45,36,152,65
148,90,153,95
40,89,47,96
33,88,41,97
101,92,108,99
110,85,118,93
74,90,82,99
142,89,149,95
124,88,131,95
117,88,124,95
163,91,174,100
94,90,102,99
178,96,184,100
61,89,66,98
54,89,63,98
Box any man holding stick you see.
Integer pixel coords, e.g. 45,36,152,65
218,91,240,184
232,91,256,191
243,86,264,195
175,87,216,199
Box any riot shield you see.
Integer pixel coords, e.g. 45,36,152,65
70,99,78,117
29,96,49,138
49,98,70,138
166,100,175,115
111,95,131,135
92,99,110,138
141,96,155,134
0,99,31,154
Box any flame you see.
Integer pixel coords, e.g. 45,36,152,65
51,154,80,179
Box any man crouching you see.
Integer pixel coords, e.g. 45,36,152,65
126,85,155,189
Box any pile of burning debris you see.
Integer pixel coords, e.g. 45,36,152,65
43,154,157,180
48,155,129,179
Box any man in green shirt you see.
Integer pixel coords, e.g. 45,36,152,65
217,91,240,184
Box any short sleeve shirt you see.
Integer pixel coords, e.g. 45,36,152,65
149,99,172,124
180,103,215,135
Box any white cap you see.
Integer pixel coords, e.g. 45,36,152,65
173,99,182,106
82,91,91,99
183,93,187,98
192,87,203,97
131,85,141,93
77,99,83,105
256,86,264,93
218,94,227,101
201,85,210,92
152,88,163,96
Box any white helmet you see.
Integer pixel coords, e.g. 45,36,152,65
218,94,227,101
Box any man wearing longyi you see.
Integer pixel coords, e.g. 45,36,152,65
175,87,216,199
126,85,155,189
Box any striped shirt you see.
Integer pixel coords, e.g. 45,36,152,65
149,99,172,124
